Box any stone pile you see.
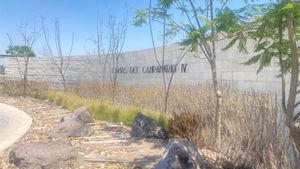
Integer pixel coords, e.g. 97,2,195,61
9,106,94,169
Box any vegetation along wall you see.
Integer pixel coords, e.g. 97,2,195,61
4,38,285,94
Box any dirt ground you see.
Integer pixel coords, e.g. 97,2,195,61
0,95,165,169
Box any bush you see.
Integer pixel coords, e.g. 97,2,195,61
169,112,212,148
168,87,291,169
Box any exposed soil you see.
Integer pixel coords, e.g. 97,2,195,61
0,95,165,169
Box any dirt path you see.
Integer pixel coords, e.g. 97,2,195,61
0,96,165,169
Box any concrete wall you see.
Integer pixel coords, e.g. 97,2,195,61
4,39,286,94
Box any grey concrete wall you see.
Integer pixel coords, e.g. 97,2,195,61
4,39,286,94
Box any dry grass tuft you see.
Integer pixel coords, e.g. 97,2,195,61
3,79,49,95
168,112,212,148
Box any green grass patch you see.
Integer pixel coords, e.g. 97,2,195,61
30,91,169,128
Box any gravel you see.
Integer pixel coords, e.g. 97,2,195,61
0,95,164,169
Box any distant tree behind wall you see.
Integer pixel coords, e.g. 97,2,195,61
6,46,35,57
6,23,39,96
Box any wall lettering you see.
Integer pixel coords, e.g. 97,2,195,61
111,64,188,74
181,64,187,73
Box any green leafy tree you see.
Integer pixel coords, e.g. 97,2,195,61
6,45,36,95
6,45,36,57
6,23,39,95
135,0,236,148
226,1,300,167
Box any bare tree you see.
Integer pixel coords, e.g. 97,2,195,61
42,19,74,92
147,0,191,114
85,14,127,103
6,23,39,95
107,15,127,103
161,48,191,115
86,17,112,84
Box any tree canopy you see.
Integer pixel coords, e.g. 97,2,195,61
225,1,300,74
6,45,35,57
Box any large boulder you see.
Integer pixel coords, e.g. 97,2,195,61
73,106,94,123
9,140,77,169
60,106,94,124
131,112,168,140
155,139,206,169
49,114,92,138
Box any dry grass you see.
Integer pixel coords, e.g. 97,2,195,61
168,112,211,148
70,84,295,169
1,81,296,168
3,79,49,95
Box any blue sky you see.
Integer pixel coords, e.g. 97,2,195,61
0,0,266,56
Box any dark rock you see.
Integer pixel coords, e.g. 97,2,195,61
73,106,94,123
49,115,92,138
9,140,77,169
155,139,206,169
131,112,168,140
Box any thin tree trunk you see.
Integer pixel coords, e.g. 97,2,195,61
62,75,66,92
164,74,173,115
23,57,29,96
278,18,287,113
209,0,222,148
286,11,300,158
102,55,109,83
23,74,27,95
162,18,168,115
286,13,298,129
210,60,222,148
112,55,119,103
112,74,117,103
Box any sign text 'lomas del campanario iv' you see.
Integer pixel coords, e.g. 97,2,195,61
112,64,188,74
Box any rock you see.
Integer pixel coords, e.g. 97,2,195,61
49,108,94,138
49,115,92,138
60,113,76,122
155,139,206,169
60,107,94,124
9,140,77,169
131,112,168,140
73,106,94,123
